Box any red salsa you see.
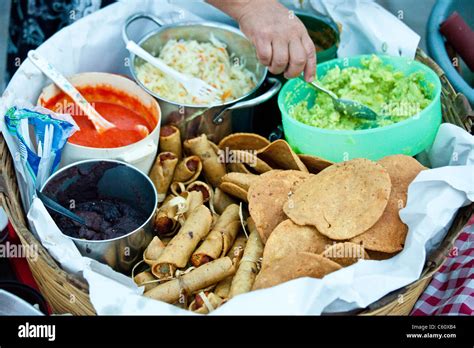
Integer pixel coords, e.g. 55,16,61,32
42,85,157,148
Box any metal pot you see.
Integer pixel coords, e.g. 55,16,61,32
41,160,157,274
123,13,282,142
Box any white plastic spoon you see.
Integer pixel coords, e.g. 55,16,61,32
28,50,115,134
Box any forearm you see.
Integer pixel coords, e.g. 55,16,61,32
206,0,316,81
206,0,275,22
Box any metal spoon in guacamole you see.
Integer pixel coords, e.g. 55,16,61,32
298,75,378,121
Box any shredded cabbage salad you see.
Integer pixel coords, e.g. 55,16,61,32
136,38,257,105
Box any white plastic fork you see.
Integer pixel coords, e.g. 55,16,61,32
126,40,221,104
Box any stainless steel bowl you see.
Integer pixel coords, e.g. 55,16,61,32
123,13,282,142
41,160,157,274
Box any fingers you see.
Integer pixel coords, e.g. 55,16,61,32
302,36,317,82
269,39,289,75
255,36,272,66
284,39,307,79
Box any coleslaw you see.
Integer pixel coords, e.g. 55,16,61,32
135,38,257,105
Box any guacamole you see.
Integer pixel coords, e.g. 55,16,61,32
289,56,433,130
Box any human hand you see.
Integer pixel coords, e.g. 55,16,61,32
207,0,316,81
236,0,316,81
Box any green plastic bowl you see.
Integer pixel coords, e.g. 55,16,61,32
278,55,442,162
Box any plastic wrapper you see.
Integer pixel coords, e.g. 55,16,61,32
3,104,77,211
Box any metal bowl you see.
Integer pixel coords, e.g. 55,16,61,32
123,13,281,142
41,160,157,274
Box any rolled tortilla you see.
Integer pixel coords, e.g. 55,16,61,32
145,257,235,303
149,152,179,202
191,204,241,267
134,271,158,292
181,190,204,219
161,194,176,206
214,235,247,298
143,236,166,266
184,134,226,187
172,156,202,184
212,188,237,215
170,182,186,197
154,198,180,237
189,292,224,314
159,125,182,159
187,181,213,203
152,205,212,278
229,218,264,298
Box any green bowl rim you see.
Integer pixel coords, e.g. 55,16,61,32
278,54,442,135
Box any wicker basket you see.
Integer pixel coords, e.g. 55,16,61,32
0,49,472,316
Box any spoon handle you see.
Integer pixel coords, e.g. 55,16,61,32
27,50,115,134
35,190,86,226
297,75,338,100
126,40,187,83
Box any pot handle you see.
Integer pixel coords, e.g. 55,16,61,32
122,13,164,44
212,77,282,125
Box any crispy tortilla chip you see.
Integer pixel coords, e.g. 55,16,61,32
219,182,248,202
227,162,252,174
262,219,331,268
226,150,272,174
284,158,391,240
321,242,369,267
252,252,341,290
350,155,426,252
218,133,270,151
257,140,308,172
366,250,399,260
298,154,333,174
222,172,259,191
248,170,312,243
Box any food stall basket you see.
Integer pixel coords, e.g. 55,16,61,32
0,49,472,316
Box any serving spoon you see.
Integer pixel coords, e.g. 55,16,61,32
298,76,378,121
28,50,115,134
36,190,102,233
